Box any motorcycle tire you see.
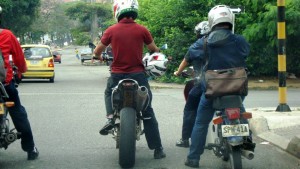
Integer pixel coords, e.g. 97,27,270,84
221,139,229,161
119,107,137,168
183,80,194,101
229,146,242,169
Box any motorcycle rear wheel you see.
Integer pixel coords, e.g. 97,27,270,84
119,107,137,168
229,146,242,169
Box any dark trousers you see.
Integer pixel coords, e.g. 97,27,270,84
4,81,35,152
181,83,202,140
104,72,163,150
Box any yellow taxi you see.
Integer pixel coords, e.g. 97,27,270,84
21,44,55,83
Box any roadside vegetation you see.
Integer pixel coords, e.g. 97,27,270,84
1,0,300,82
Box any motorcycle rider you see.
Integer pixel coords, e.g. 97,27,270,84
94,0,166,159
184,5,255,168
0,6,39,160
174,21,210,147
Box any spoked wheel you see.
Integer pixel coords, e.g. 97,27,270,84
229,146,242,169
212,138,229,161
216,124,229,161
119,107,136,168
222,140,229,161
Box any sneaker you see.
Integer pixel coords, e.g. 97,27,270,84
27,147,39,160
99,118,114,135
184,158,199,168
176,139,189,148
154,147,166,159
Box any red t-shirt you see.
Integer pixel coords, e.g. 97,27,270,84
101,18,153,73
0,29,27,83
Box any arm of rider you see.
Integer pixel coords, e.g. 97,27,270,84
94,42,107,62
11,32,27,73
147,41,160,53
174,58,188,76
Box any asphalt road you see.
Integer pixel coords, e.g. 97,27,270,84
0,46,299,169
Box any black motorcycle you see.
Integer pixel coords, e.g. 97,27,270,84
108,79,149,168
0,82,20,149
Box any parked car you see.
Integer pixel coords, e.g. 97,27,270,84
21,44,55,83
80,48,94,64
52,50,62,64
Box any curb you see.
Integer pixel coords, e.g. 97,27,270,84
249,108,300,159
149,82,300,158
148,81,300,90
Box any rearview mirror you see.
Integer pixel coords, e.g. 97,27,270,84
160,44,168,50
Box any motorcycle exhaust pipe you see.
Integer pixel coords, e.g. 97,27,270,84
136,86,149,112
241,149,254,160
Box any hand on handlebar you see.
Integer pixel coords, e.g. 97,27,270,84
174,71,181,76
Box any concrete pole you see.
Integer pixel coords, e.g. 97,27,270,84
276,0,291,112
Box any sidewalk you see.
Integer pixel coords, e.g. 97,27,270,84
148,81,300,159
248,107,300,159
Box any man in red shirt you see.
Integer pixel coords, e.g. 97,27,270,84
0,6,38,160
94,0,166,159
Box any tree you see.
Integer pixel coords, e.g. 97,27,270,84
138,0,300,78
242,0,300,76
0,0,40,37
65,1,112,45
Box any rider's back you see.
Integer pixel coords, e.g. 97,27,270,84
101,18,153,73
207,29,250,70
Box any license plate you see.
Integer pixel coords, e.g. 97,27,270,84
0,103,4,115
221,124,250,137
30,60,39,64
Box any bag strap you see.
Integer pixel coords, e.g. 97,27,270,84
203,37,209,71
196,36,209,82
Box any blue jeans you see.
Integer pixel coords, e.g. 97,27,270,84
181,83,202,140
187,84,247,162
4,81,35,152
104,72,163,150
76,54,80,60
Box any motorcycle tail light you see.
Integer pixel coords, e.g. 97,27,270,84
213,116,223,124
242,112,252,119
225,108,240,120
5,102,15,107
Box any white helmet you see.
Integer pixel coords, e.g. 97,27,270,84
208,5,234,30
113,0,139,21
143,52,168,77
194,21,210,35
